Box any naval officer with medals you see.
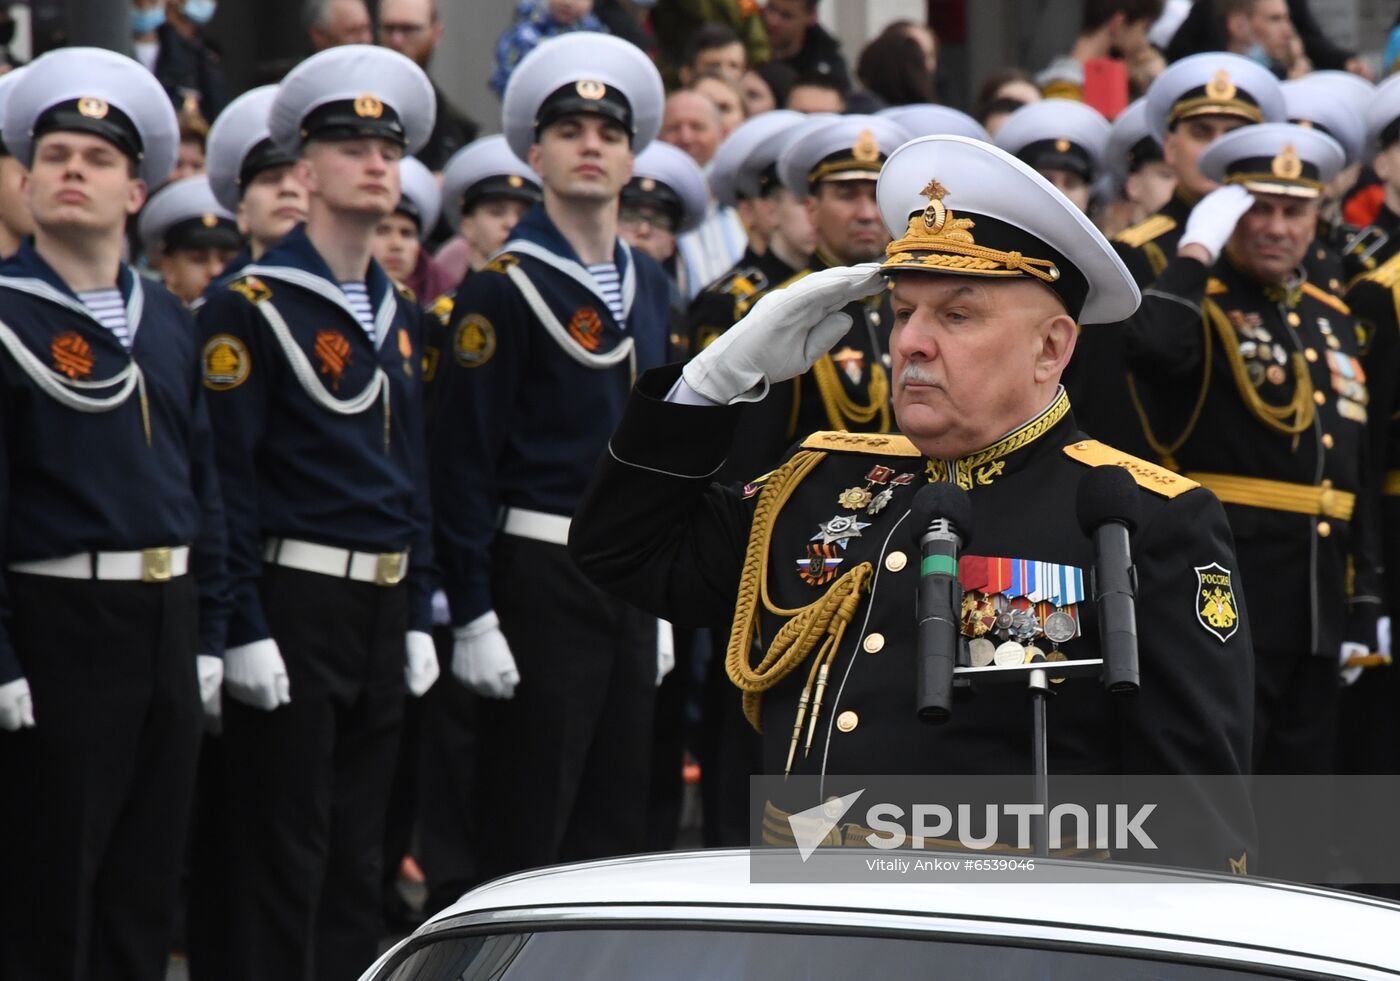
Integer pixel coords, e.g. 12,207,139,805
0,47,229,979
1123,123,1381,777
195,45,439,980
569,135,1256,873
428,32,673,881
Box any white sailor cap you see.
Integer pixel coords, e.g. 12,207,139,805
621,141,708,235
777,114,911,197
206,85,297,213
1199,122,1344,199
1365,72,1400,152
3,47,178,187
877,135,1139,325
1105,98,1163,188
1281,76,1366,166
877,103,989,143
393,156,441,240
441,134,541,230
993,98,1111,181
137,175,242,257
1144,51,1285,143
501,32,664,161
709,109,807,208
269,44,436,156
0,66,27,157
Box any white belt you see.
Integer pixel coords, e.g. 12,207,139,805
8,545,190,582
263,537,408,586
502,507,571,546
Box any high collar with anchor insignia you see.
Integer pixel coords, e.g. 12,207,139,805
925,387,1071,490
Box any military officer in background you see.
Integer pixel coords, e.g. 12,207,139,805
1351,76,1400,276
618,139,710,309
1123,123,1381,777
1069,52,1284,463
204,84,308,276
568,134,1256,873
993,98,1111,216
684,109,811,359
0,67,32,260
0,47,228,979
195,45,439,981
429,32,672,883
137,175,244,305
1098,98,1174,239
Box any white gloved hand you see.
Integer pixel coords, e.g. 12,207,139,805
1178,184,1255,264
1339,640,1370,687
452,611,519,699
224,638,292,711
682,262,888,404
1379,616,1392,659
405,630,440,696
197,654,223,733
656,619,675,686
0,677,34,730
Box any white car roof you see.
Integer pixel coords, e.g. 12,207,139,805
402,849,1400,978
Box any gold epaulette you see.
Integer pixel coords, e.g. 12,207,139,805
719,269,762,299
736,268,808,318
228,275,272,304
395,281,417,304
1357,250,1400,291
1301,281,1349,315
1206,277,1229,296
1062,439,1199,499
480,253,519,275
428,293,455,327
800,431,921,456
1115,214,1177,249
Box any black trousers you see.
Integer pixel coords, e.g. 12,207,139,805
187,732,231,981
1253,649,1340,775
699,629,763,847
221,566,406,981
474,535,655,881
0,573,200,981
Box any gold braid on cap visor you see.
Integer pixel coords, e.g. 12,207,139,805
881,184,1063,287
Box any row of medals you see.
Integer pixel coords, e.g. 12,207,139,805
962,591,1078,676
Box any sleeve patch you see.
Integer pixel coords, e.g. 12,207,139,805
453,314,497,367
228,275,272,305
202,334,250,391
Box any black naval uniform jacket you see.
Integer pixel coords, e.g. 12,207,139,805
428,206,672,627
569,367,1255,872
195,225,435,646
1125,253,1382,658
0,242,230,681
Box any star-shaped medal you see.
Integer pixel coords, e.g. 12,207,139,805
813,514,871,545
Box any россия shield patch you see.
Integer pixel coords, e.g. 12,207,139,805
1195,562,1239,643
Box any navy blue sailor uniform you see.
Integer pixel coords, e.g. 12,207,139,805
429,203,672,880
1124,124,1382,779
195,225,435,980
0,242,230,978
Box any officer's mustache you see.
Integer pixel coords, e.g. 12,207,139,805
898,362,942,388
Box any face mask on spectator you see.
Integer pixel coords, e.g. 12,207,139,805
1245,43,1272,68
183,0,218,24
131,6,166,33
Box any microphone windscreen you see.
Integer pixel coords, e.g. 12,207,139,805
1075,465,1141,535
909,481,973,546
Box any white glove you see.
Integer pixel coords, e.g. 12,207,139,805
1379,616,1392,659
1178,184,1255,264
452,611,519,699
405,630,440,696
197,654,223,732
224,638,292,711
1339,640,1369,687
681,262,887,404
0,677,34,730
656,619,675,686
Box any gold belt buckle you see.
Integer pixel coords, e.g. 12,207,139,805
142,547,173,583
375,552,405,586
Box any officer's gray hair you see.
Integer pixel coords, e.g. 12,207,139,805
302,0,368,31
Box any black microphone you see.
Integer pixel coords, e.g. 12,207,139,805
909,482,973,724
1076,465,1141,695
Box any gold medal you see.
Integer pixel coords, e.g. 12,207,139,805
838,486,873,510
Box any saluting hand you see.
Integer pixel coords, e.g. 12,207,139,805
1178,184,1255,266
682,262,888,405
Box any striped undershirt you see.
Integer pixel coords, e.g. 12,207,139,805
77,288,130,349
339,281,376,341
586,262,625,325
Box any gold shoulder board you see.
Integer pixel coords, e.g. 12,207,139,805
1062,439,1199,499
1301,281,1350,315
481,253,520,275
1362,250,1400,291
428,293,455,326
229,275,272,305
395,281,417,304
1114,214,1177,249
1206,278,1229,296
801,431,922,456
